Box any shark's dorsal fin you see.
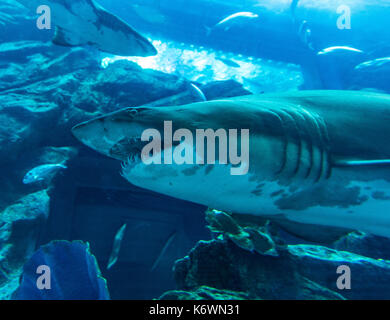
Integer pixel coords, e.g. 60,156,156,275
334,159,390,167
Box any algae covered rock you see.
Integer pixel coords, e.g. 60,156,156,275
0,190,50,299
72,60,189,113
171,238,390,300
200,80,252,100
333,231,390,261
288,244,390,299
159,285,251,300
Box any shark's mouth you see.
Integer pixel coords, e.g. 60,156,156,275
109,136,146,161
114,135,183,170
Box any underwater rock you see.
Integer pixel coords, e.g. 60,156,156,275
0,41,52,64
141,84,207,107
0,190,50,299
200,80,252,100
0,47,95,171
36,146,78,165
159,285,251,300
0,112,34,166
13,241,109,300
0,190,49,266
0,41,191,220
72,60,189,113
333,231,390,261
173,238,390,300
287,245,390,300
0,46,97,92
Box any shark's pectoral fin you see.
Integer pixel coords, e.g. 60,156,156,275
333,159,390,167
52,26,85,47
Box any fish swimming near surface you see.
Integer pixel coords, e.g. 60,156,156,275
16,0,157,57
190,83,207,102
354,57,390,70
298,20,314,51
206,12,259,35
215,57,241,68
23,163,67,185
72,90,390,239
107,223,127,270
317,46,364,56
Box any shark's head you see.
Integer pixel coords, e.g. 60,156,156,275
72,107,158,162
72,99,307,213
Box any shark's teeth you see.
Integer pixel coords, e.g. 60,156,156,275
121,153,141,174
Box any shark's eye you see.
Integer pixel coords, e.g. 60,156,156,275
128,109,138,116
126,108,149,117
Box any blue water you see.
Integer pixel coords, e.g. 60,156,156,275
1,0,390,300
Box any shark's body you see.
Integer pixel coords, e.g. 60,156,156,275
72,90,390,238
17,0,157,57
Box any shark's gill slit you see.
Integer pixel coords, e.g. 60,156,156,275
310,112,330,182
277,109,301,179
280,108,331,183
295,110,314,180
268,110,288,175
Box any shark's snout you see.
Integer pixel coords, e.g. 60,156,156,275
72,107,158,161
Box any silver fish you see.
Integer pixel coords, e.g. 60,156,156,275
317,46,364,56
107,223,127,270
150,230,177,272
207,11,259,35
23,163,67,185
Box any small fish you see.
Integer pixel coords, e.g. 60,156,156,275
107,223,127,270
23,163,67,185
215,57,241,68
150,230,177,272
216,12,259,27
190,83,207,102
317,46,364,56
207,12,259,35
354,57,390,70
298,20,314,50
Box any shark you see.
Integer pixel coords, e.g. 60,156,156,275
72,90,390,239
17,0,157,57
